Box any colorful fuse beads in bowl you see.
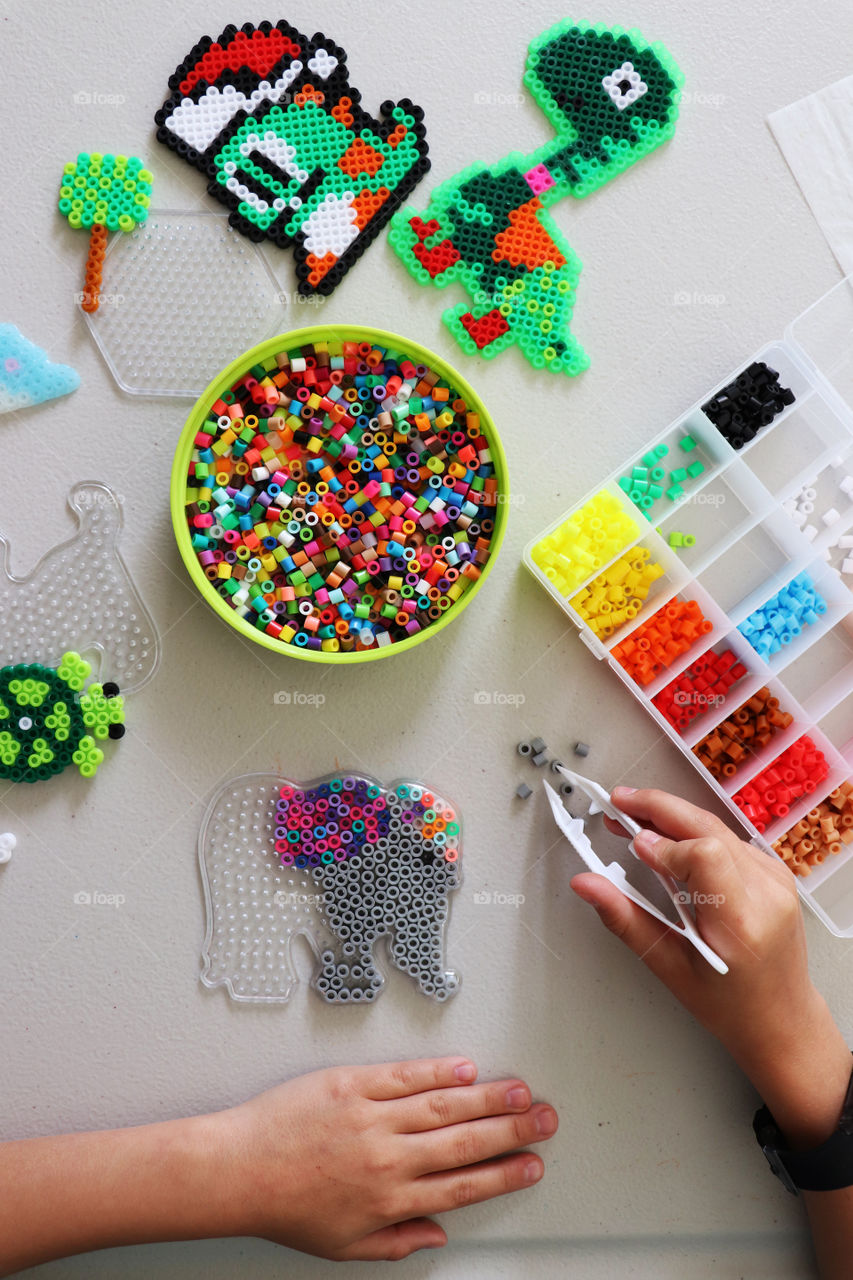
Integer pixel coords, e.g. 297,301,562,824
178,334,505,659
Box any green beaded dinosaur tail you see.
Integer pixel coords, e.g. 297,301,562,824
389,20,683,376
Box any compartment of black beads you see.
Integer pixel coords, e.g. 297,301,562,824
701,361,795,450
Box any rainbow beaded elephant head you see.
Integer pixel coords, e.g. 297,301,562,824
389,20,682,375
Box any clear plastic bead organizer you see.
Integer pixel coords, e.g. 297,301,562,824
524,277,853,936
82,210,287,397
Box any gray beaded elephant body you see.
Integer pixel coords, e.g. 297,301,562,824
199,772,461,1004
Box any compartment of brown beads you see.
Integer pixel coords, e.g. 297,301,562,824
691,686,796,783
773,783,853,877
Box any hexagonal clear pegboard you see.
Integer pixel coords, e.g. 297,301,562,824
83,211,287,396
199,771,463,1005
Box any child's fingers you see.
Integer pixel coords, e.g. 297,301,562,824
633,830,748,918
413,1152,544,1215
411,1104,557,1176
340,1218,447,1261
603,814,632,839
612,787,732,842
395,1079,532,1133
571,873,696,986
361,1057,477,1100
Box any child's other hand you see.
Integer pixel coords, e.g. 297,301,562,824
571,787,850,1148
213,1057,557,1260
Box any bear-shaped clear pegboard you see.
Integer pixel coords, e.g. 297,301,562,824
0,482,159,694
199,771,462,1004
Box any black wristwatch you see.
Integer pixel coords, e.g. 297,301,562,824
754,1060,853,1194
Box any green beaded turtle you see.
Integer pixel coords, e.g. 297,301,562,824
0,651,125,783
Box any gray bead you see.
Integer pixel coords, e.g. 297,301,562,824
573,742,590,757
515,783,533,799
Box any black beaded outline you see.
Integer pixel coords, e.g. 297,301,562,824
154,20,430,296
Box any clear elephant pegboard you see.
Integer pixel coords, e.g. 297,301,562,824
198,772,462,1004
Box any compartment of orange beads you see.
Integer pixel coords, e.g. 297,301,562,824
773,783,853,877
611,598,713,686
692,687,794,781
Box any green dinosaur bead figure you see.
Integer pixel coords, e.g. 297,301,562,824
389,20,683,376
0,651,125,783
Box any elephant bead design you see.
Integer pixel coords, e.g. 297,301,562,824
389,20,682,375
199,772,462,1004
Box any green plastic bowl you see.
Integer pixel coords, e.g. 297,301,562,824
170,325,509,664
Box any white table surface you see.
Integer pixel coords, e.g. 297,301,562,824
1,0,849,1275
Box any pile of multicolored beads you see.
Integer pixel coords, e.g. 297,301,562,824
274,776,460,867
182,337,499,653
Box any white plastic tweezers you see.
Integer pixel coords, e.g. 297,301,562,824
544,767,728,975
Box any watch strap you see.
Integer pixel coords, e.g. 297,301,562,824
754,1060,853,1194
